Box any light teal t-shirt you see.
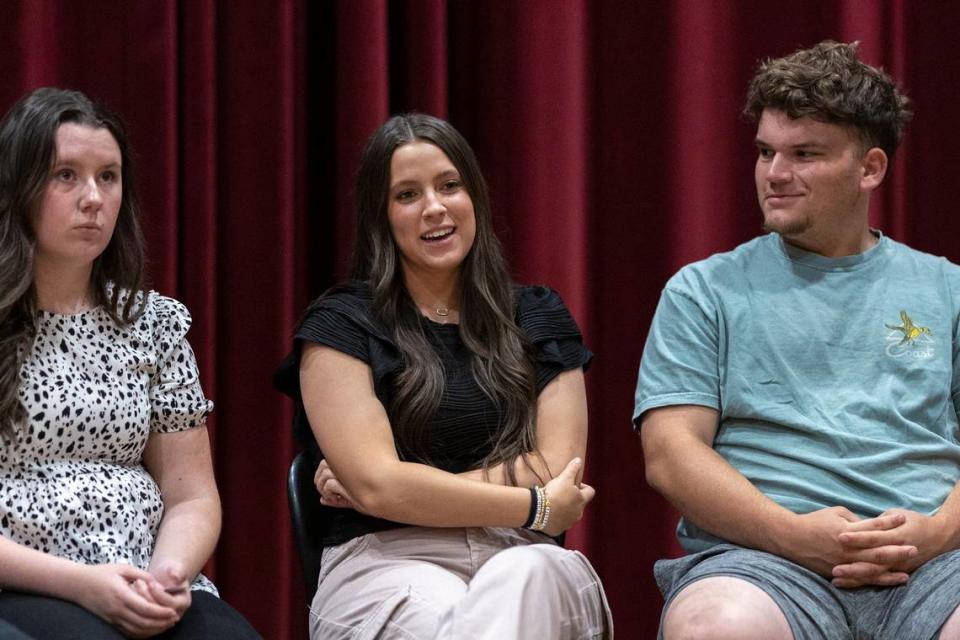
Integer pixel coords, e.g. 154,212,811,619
634,232,960,553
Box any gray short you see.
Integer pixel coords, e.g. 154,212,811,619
655,544,960,640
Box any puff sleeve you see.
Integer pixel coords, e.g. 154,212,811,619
148,294,213,433
515,285,593,393
273,283,402,451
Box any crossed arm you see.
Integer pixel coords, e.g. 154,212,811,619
300,343,593,536
641,404,960,587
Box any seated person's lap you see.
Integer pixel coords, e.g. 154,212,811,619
0,619,30,640
311,529,471,638
0,590,259,640
164,591,261,639
0,592,126,639
310,527,594,638
657,544,960,640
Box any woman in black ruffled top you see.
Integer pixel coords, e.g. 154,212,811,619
276,114,611,639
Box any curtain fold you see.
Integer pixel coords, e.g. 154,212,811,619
3,2,960,637
332,1,390,275
210,2,304,635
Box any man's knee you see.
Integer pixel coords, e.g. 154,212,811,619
662,577,793,640
939,605,960,640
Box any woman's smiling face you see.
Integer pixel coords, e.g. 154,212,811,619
387,141,476,282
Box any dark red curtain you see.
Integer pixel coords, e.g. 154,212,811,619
3,2,959,638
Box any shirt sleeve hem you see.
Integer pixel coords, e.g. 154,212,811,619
632,393,720,430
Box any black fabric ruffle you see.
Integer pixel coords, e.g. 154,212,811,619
272,281,592,463
514,285,593,392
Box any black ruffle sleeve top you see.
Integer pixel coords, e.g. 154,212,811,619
274,281,591,546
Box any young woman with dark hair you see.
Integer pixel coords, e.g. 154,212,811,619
276,114,611,639
0,88,258,639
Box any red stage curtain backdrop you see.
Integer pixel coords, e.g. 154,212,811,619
3,2,960,637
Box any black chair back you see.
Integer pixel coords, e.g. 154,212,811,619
287,451,325,603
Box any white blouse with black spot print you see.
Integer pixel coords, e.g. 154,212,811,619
1,292,217,594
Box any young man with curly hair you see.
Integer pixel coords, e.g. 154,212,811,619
636,41,960,639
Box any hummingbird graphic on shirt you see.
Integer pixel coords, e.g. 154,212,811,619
886,310,931,345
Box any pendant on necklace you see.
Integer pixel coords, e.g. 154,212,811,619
435,307,450,317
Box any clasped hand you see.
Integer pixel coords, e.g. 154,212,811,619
74,561,191,638
790,506,946,589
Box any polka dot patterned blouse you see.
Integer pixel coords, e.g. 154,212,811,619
0,292,217,593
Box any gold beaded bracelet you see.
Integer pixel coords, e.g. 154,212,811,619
530,486,552,532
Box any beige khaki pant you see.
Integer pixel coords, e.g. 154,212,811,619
309,526,612,639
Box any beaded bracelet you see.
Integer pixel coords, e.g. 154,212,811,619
539,490,552,531
525,486,551,532
532,486,545,529
533,486,551,532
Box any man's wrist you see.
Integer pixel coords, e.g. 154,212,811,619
929,510,960,555
763,508,802,558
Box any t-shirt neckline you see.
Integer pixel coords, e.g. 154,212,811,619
775,230,887,272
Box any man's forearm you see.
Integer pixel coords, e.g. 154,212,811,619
930,479,960,553
644,429,797,554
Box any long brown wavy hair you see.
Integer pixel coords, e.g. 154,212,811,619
0,88,146,441
350,113,540,484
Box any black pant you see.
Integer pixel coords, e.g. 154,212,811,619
0,619,30,640
0,590,261,639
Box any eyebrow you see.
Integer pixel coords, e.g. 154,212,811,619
754,138,827,149
390,169,460,189
51,153,121,168
52,159,122,168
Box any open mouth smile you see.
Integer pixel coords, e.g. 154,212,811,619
421,228,455,242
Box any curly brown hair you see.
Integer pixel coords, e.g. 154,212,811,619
744,41,912,158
